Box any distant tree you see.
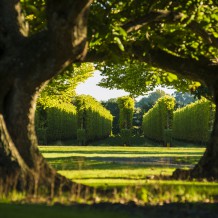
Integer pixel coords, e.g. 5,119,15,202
97,62,201,97
38,63,94,106
136,90,166,112
134,90,166,129
172,91,197,109
117,96,135,129
101,98,119,135
117,96,135,145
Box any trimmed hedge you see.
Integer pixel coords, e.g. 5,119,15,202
120,129,132,145
35,99,77,144
117,96,135,130
117,96,134,145
74,95,113,143
142,96,175,143
172,98,215,144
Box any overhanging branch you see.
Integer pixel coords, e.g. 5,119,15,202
0,0,28,45
129,41,218,85
122,10,184,33
188,21,218,48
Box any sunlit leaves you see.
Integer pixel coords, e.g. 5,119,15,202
73,95,113,142
117,96,134,129
20,0,46,34
142,96,175,142
173,98,216,142
88,0,217,97
97,61,199,97
38,63,95,105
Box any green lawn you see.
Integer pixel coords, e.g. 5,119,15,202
40,145,205,186
1,143,218,217
38,145,218,204
2,203,218,218
0,203,134,218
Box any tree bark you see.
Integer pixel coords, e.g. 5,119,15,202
0,0,92,195
172,88,218,180
189,89,218,179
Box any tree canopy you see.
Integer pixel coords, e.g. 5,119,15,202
21,0,218,97
136,90,167,112
38,63,95,106
87,0,218,98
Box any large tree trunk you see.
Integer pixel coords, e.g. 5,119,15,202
190,91,218,179
173,89,218,180
0,81,73,196
0,0,92,196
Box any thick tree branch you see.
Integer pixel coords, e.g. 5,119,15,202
85,41,218,91
188,21,218,48
130,42,218,87
122,10,184,33
0,0,93,173
46,0,92,59
0,0,28,46
0,0,93,89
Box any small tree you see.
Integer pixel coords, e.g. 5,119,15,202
101,98,120,135
117,96,135,145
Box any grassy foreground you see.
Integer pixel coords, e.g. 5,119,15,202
1,202,218,218
38,144,218,204
1,141,218,217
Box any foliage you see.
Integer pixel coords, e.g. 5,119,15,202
87,1,217,98
172,91,197,109
89,0,218,58
101,98,120,135
20,0,46,35
172,98,216,144
35,99,77,144
163,129,173,147
133,90,166,129
77,129,86,145
38,63,95,104
98,62,201,97
132,107,142,134
136,90,166,112
117,96,135,130
73,95,113,143
142,96,175,143
120,129,132,145
35,62,95,145
20,0,218,98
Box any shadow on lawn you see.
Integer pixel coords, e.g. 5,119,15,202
45,155,199,171
1,202,218,218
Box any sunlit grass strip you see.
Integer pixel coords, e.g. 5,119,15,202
43,153,202,159
58,168,174,179
40,146,205,159
40,146,205,153
71,178,218,188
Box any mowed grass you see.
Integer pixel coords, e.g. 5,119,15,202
40,145,205,186
38,145,218,204
0,203,135,218
2,203,218,218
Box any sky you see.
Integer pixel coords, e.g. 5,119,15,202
76,71,175,101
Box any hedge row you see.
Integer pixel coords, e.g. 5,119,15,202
142,96,175,143
172,98,215,143
117,96,135,130
73,95,113,143
35,99,77,144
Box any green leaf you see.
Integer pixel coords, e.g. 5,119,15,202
114,37,125,51
167,73,178,82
